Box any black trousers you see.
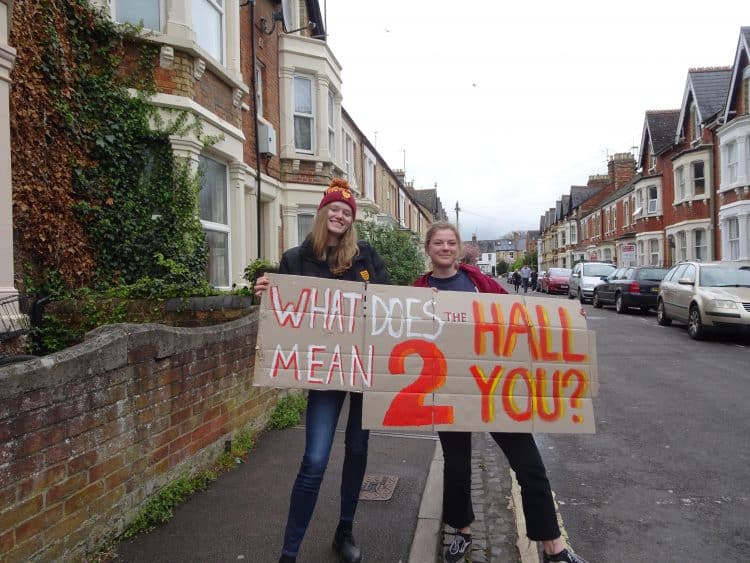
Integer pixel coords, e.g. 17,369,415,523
438,431,561,541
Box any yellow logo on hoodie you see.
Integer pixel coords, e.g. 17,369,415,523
360,270,370,281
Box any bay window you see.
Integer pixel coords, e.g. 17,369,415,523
198,155,229,287
294,75,314,153
727,141,738,184
297,211,314,242
192,0,224,63
677,231,687,262
112,0,162,30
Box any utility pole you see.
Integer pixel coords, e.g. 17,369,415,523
455,201,461,230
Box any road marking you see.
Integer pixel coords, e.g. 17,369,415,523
511,471,572,563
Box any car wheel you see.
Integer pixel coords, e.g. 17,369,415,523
615,294,627,314
656,300,672,326
688,304,705,340
568,288,574,299
592,291,602,308
579,289,587,304
640,305,649,314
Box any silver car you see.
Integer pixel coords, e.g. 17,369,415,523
568,262,616,303
657,261,750,339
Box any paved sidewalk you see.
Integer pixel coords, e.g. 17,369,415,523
116,393,533,562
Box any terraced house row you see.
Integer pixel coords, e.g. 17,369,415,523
539,26,750,270
0,0,446,308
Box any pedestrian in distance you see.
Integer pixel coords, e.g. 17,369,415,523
512,269,521,293
412,221,589,563
255,178,391,563
530,267,539,292
520,264,532,293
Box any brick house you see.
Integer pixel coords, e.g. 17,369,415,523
717,27,750,260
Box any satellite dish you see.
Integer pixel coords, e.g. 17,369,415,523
278,0,292,32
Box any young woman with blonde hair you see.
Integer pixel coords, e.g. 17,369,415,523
413,221,588,563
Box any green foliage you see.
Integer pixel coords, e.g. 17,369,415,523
243,258,278,286
122,471,215,538
524,250,538,267
355,221,426,285
217,429,256,469
269,393,307,429
24,1,210,292
496,261,509,276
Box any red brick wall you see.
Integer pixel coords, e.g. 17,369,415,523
241,0,282,178
0,314,276,562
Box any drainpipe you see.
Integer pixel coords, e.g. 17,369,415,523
248,0,262,258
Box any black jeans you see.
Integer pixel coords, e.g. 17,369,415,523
438,432,560,541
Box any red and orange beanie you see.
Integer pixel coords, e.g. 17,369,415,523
318,178,357,218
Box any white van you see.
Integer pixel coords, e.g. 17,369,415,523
568,262,616,303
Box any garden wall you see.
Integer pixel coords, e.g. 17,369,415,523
0,310,274,561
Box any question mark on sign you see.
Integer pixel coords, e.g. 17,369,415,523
562,369,587,423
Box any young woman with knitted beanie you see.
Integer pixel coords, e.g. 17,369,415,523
255,178,390,563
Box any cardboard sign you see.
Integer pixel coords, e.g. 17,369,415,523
254,274,598,433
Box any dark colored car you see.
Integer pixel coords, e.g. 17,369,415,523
540,267,572,294
592,266,668,313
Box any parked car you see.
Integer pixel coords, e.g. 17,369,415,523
593,266,668,313
540,267,571,294
657,260,750,339
568,262,616,303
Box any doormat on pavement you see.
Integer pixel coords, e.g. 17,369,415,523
359,474,399,501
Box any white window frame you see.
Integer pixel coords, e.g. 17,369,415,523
676,166,686,201
611,205,617,232
297,209,315,243
637,241,645,265
110,0,164,31
692,161,705,197
192,0,225,64
328,91,336,160
694,229,707,261
570,223,577,244
649,238,660,266
647,186,658,214
364,150,375,201
399,191,406,227
255,60,263,118
649,148,657,171
727,217,740,260
344,134,354,182
677,231,687,262
198,154,230,288
293,74,315,154
727,140,738,184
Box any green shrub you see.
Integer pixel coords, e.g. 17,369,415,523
269,393,307,429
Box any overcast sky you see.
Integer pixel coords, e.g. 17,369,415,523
323,1,748,240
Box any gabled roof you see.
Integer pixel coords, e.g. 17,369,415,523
495,240,515,251
723,27,750,123
675,67,732,142
599,180,635,207
640,110,680,165
477,240,496,254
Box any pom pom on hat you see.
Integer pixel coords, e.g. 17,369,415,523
318,178,357,218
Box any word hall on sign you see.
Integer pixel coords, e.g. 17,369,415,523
255,275,598,434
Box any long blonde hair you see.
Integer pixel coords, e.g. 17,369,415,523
308,204,360,276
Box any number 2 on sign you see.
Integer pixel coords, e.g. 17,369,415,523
382,339,454,426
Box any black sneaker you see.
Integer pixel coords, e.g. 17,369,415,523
332,527,362,563
543,548,589,563
445,532,471,563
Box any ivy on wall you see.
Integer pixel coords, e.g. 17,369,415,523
10,0,209,294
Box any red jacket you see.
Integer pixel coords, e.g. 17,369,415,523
413,263,508,294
